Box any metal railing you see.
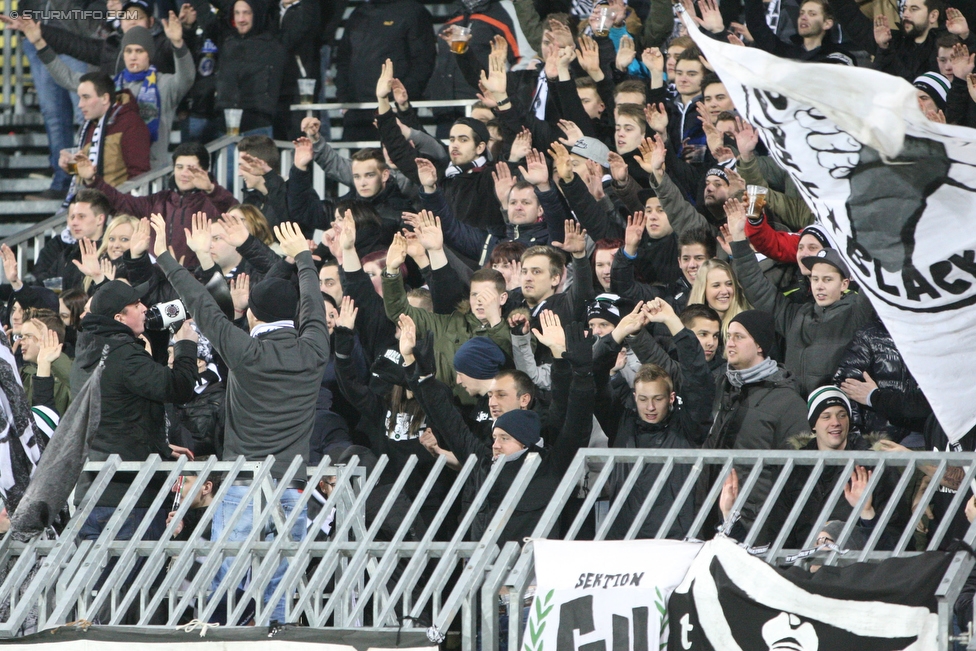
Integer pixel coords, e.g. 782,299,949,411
1,21,27,115
0,448,974,649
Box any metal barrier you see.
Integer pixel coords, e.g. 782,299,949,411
0,448,974,650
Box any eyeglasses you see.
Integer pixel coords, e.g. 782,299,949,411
816,535,834,546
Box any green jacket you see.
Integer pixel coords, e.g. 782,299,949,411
21,353,72,415
739,156,813,231
382,271,513,403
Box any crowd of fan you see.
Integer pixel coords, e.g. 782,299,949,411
3,0,976,628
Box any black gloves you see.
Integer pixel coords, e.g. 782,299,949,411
561,322,594,374
413,331,437,378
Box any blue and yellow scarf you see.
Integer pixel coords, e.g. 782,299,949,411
115,65,161,143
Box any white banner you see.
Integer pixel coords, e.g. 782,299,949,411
685,12,976,441
522,540,702,651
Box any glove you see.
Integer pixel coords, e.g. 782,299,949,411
561,322,594,372
413,331,437,378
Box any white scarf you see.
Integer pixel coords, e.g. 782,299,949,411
445,154,488,178
64,114,106,206
249,320,295,338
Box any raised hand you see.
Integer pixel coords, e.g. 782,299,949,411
301,116,321,142
36,323,63,366
547,141,574,183
376,58,395,100
518,148,550,187
100,258,116,282
636,135,666,179
719,468,739,519
274,222,308,259
178,2,197,27
607,151,629,185
697,0,725,33
729,21,753,43
644,102,669,135
402,229,428,262
150,213,169,257
129,217,152,258
950,42,975,80
162,10,184,47
724,197,747,240
415,157,438,192
75,155,95,181
293,136,313,171
398,313,417,361
71,238,104,280
508,309,530,335
843,466,876,519
558,119,584,146
336,295,358,330
0,245,20,289
947,6,970,38
390,77,410,108
576,35,603,78
184,212,212,254
612,301,648,342
873,15,891,49
840,371,879,405
508,128,532,162
417,210,444,251
189,165,214,192
552,219,587,258
492,163,517,206
531,309,567,358
624,211,646,255
733,116,760,161
230,273,250,313
386,232,408,272
642,297,681,333
642,47,665,76
615,35,637,71
480,49,508,101
218,210,250,247
338,210,357,251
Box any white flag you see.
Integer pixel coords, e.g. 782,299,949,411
685,14,976,441
522,540,701,651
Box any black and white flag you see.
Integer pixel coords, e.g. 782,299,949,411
667,537,952,650
686,13,976,441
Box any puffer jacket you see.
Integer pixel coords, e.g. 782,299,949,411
88,174,238,268
382,271,512,401
732,239,876,397
77,90,151,188
832,319,931,439
705,363,809,536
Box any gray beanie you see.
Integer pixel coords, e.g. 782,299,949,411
120,26,156,62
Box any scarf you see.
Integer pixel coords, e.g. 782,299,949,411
726,357,779,388
250,320,295,338
445,155,488,178
115,65,161,142
63,113,106,208
0,335,43,517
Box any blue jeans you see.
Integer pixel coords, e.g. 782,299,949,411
23,40,88,191
210,484,307,624
226,125,275,185
182,116,219,145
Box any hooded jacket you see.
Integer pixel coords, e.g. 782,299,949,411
215,0,287,127
272,0,322,98
335,0,435,103
88,174,238,268
72,315,198,507
732,239,875,397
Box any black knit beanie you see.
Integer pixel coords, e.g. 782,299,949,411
729,309,776,359
248,277,298,323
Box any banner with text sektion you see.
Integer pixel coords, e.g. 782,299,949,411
521,540,702,651
685,12,976,442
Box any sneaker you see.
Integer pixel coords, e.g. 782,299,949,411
25,188,68,201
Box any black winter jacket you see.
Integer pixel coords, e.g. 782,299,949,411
334,0,436,102
411,356,594,543
215,10,286,128
74,316,198,507
705,363,809,536
597,328,715,539
832,319,931,440
272,0,322,98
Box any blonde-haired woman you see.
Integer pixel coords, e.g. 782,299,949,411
82,214,141,291
688,258,751,336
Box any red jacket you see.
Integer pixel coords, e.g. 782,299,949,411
89,176,238,267
79,90,150,187
745,215,800,264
